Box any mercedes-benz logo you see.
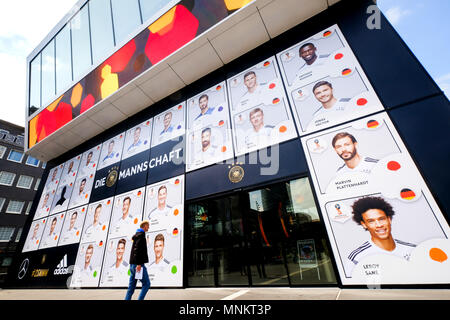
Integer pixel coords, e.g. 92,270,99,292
18,258,30,280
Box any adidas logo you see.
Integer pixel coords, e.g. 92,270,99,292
54,255,71,275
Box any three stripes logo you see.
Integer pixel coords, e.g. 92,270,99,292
54,255,72,276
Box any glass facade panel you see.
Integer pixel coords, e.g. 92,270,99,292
139,0,172,23
7,150,23,163
111,0,142,45
89,0,115,65
55,24,73,95
17,175,33,189
6,201,25,214
0,172,15,186
71,5,92,81
41,40,56,107
29,54,41,116
0,227,14,241
25,155,40,167
0,146,6,158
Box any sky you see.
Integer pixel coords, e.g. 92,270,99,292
0,0,448,127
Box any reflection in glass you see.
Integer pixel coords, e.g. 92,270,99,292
89,0,115,65
71,5,92,81
29,55,41,116
111,0,142,45
139,0,172,23
41,40,56,107
55,24,73,95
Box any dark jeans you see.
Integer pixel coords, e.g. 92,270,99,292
125,264,150,300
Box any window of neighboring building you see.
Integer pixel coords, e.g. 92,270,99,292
26,155,40,167
0,145,7,158
111,0,142,45
0,171,16,186
6,200,25,214
1,257,13,266
0,227,15,242
15,228,23,242
7,149,24,163
16,175,34,189
25,202,32,215
34,178,41,190
0,197,5,211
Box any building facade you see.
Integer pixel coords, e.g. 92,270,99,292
8,0,450,288
0,120,45,285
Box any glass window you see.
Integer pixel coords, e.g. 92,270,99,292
0,197,5,211
71,4,92,81
0,227,15,242
90,0,115,65
7,150,24,163
139,0,172,23
42,162,47,169
55,24,73,95
0,171,15,186
29,54,41,116
111,0,142,45
41,39,56,107
6,200,25,214
25,155,40,167
16,175,34,189
34,178,41,190
25,202,32,215
0,145,6,158
15,228,23,242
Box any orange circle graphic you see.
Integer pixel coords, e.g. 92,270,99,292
430,248,448,263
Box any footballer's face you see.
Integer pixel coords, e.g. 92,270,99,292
199,97,209,113
87,152,93,165
313,85,334,104
122,198,131,217
154,240,164,259
201,130,211,149
361,209,392,241
108,141,114,154
116,243,125,261
133,128,141,144
80,180,86,193
250,110,264,129
43,193,49,206
333,136,358,161
68,161,74,173
85,248,93,264
244,73,257,91
33,224,39,237
94,207,101,223
163,113,172,128
158,188,167,206
300,44,317,62
52,169,58,180
70,213,77,229
50,219,57,233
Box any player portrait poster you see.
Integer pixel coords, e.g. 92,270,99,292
109,187,145,240
68,171,96,209
78,144,102,177
33,163,64,220
80,197,113,245
151,102,186,148
227,56,297,156
38,212,65,249
22,218,46,253
71,240,105,288
121,119,153,161
97,132,125,170
301,113,450,285
186,82,234,171
58,205,88,246
143,175,184,286
277,24,383,135
99,237,132,287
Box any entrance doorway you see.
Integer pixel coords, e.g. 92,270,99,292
186,177,337,287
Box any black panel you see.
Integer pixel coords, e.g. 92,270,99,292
389,94,450,220
147,136,185,185
90,164,119,203
186,139,308,200
116,150,151,194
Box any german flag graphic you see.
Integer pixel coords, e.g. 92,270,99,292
82,207,85,212
137,191,142,196
367,120,379,128
175,179,180,185
178,104,183,110
99,241,103,247
173,228,179,236
269,83,276,89
146,120,150,125
334,53,343,60
357,98,368,106
216,85,222,91
218,120,225,126
272,98,280,104
107,200,111,205
263,61,270,67
387,161,401,171
400,188,416,200
342,68,352,76
323,30,332,37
